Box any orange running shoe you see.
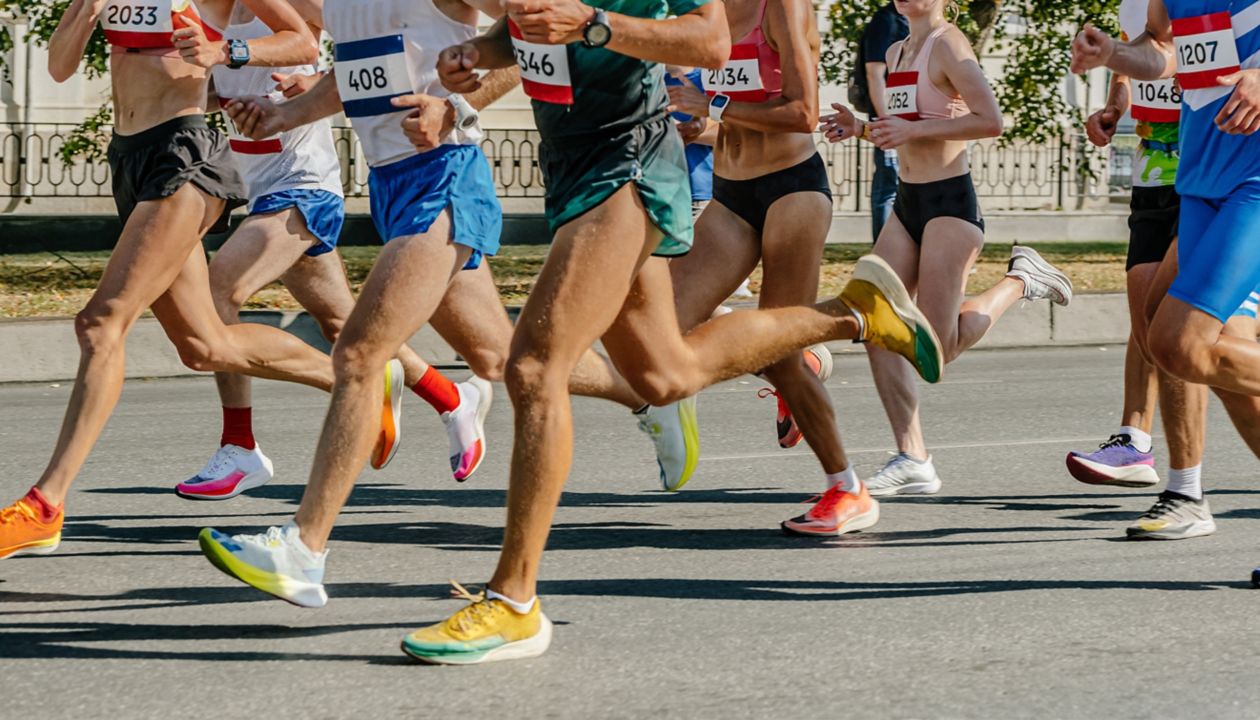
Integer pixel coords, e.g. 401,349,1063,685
370,359,405,470
781,484,879,536
760,344,833,449
0,491,63,559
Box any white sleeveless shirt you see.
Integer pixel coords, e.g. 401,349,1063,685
211,15,343,204
323,0,481,168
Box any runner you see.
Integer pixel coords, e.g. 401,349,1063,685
0,0,345,560
663,0,871,536
820,0,1073,497
1071,0,1260,554
389,0,946,664
1065,0,1260,541
178,0,496,500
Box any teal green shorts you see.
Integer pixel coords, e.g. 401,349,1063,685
538,116,692,256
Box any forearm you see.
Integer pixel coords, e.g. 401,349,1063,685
905,113,1002,142
718,96,816,134
694,119,718,146
604,6,729,69
1108,73,1132,113
48,0,97,83
866,64,889,117
465,66,520,110
240,30,319,67
277,71,344,129
473,19,517,69
1108,36,1175,82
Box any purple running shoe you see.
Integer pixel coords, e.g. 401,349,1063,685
1066,434,1159,488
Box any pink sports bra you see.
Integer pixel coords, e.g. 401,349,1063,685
704,0,781,103
885,24,968,121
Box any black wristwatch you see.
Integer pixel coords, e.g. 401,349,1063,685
582,8,611,48
227,39,251,69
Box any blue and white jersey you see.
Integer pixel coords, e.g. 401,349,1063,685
323,0,480,168
1167,0,1260,198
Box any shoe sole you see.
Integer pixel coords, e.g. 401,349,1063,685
372,360,405,470
663,396,701,492
1012,246,1073,306
198,529,327,608
456,376,494,483
401,614,554,665
781,500,881,537
0,533,61,559
1126,519,1216,541
1066,454,1160,488
807,344,834,382
867,477,942,497
176,463,275,501
851,256,944,384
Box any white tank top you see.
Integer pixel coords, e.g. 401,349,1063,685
323,0,481,168
211,16,343,204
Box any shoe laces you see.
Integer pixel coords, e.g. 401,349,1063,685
1097,434,1133,451
449,579,486,603
637,415,661,439
199,446,238,478
805,486,846,519
0,501,36,524
873,452,912,479
1143,491,1186,518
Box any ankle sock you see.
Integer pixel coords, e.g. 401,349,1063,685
487,589,536,614
221,406,256,450
826,467,861,493
1165,465,1203,500
24,486,61,522
1119,425,1152,453
412,367,461,415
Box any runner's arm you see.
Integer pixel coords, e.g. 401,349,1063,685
866,61,890,118
48,0,104,83
1085,72,1130,147
228,0,320,66
466,67,521,111
1071,1,1174,81
224,69,343,139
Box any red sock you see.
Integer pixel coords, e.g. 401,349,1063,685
412,367,461,414
220,406,256,450
24,486,61,522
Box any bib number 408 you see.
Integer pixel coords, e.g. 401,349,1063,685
346,66,389,93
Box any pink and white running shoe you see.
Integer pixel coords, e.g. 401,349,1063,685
176,444,274,500
445,377,493,482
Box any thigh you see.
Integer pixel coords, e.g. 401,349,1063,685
871,213,922,295
601,255,693,385
211,209,316,301
1144,238,1179,328
1126,262,1162,345
915,217,984,344
431,260,515,360
282,250,358,323
668,200,762,331
757,191,834,309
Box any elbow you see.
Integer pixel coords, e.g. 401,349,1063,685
980,115,1004,139
297,38,320,66
48,61,74,84
788,103,818,134
697,26,731,69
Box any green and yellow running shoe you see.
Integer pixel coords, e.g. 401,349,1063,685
839,255,944,383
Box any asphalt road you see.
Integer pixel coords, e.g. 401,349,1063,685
3,345,1260,719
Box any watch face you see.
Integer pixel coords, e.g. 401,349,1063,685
586,23,611,46
712,95,730,108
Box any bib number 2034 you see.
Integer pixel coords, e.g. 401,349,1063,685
706,66,750,87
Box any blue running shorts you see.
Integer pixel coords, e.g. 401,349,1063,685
249,189,345,257
367,144,502,270
1232,291,1260,320
1169,180,1260,323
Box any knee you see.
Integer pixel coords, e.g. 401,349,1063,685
167,333,227,373
761,354,810,389
331,340,389,384
73,303,127,356
1148,324,1212,383
626,367,697,406
464,347,507,383
316,316,345,345
209,276,248,324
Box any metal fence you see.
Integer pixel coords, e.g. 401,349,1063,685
0,121,1116,211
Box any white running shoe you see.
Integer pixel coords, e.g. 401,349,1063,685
866,453,942,497
636,397,700,491
730,278,754,299
1007,246,1073,306
199,521,328,608
176,444,274,500
445,376,493,482
371,359,405,470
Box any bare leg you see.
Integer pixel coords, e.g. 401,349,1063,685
1213,315,1260,458
1121,263,1162,433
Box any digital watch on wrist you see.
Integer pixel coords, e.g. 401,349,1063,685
708,93,731,123
227,39,251,69
446,94,480,132
583,8,612,48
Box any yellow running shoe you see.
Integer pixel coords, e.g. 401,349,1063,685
401,588,553,665
0,491,63,560
839,255,944,383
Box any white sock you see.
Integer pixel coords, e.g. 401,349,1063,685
826,467,861,493
1165,465,1203,500
1119,425,1152,453
487,588,537,614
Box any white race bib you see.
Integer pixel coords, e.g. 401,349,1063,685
333,35,416,118
884,72,919,120
218,96,283,154
704,45,766,102
509,21,573,105
1172,12,1241,90
100,0,174,48
1131,78,1182,122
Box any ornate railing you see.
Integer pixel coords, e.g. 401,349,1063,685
0,122,1119,210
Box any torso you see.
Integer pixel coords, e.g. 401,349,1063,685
711,0,818,181
884,22,970,183
1120,0,1181,187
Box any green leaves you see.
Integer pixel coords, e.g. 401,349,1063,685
1,0,110,79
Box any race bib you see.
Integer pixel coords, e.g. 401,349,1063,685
704,44,766,102
1131,78,1182,123
100,0,175,48
333,35,416,118
1172,12,1241,90
884,72,919,120
217,97,283,155
509,21,573,105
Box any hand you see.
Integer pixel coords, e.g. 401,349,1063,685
172,14,228,69
677,116,707,143
1215,69,1260,135
1071,23,1115,74
272,71,322,99
392,94,455,152
819,102,860,143
867,116,919,150
437,43,482,94
224,95,287,139
1085,104,1122,147
506,0,595,44
666,76,709,119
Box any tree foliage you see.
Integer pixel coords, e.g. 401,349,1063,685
1,0,109,79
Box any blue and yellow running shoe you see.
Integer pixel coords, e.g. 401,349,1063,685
401,586,553,665
199,522,327,608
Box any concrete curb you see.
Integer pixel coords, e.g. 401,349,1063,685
0,294,1129,384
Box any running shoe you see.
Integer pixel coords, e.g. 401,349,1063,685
445,376,493,482
782,484,880,536
866,453,942,497
839,255,944,384
730,278,754,299
1006,246,1073,306
1066,434,1159,488
760,344,834,449
1126,491,1216,540
636,397,700,491
401,590,553,665
370,359,405,470
175,444,275,500
198,522,327,607
0,494,62,559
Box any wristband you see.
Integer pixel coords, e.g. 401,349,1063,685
860,121,872,141
446,93,479,132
